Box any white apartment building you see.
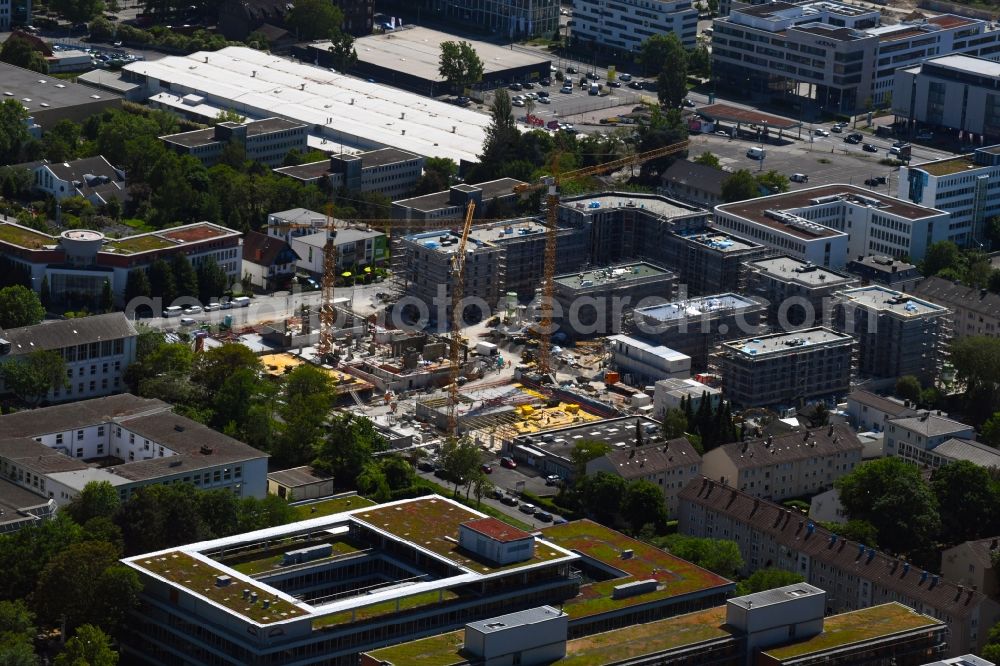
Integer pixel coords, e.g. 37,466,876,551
571,0,698,52
0,394,268,505
912,276,1000,340
653,377,721,417
160,118,308,168
274,148,424,200
608,334,691,386
714,185,949,266
712,2,1000,113
0,314,137,403
898,145,1000,247
885,411,975,463
700,424,863,501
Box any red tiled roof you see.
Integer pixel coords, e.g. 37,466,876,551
461,518,532,543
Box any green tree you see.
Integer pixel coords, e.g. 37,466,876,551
100,279,114,312
313,413,387,481
196,256,229,303
0,600,37,666
439,41,485,92
735,568,805,595
661,408,688,438
38,276,50,311
50,0,105,23
147,259,176,306
54,624,117,666
687,44,711,78
820,519,879,548
477,88,519,174
638,33,679,75
983,412,1000,448
931,461,1000,544
193,343,262,395
693,152,720,168
286,0,345,40
274,364,335,466
654,34,689,109
921,240,963,276
326,31,358,71
570,439,611,478
756,169,789,194
721,169,761,202
0,35,49,75
950,336,1000,425
124,268,152,304
117,484,210,555
659,534,744,577
0,99,32,164
413,157,458,195
0,285,44,328
1,350,68,405
895,375,922,403
622,480,668,533
215,108,246,123
170,254,199,300
835,457,940,554
576,471,626,525
42,120,81,163
440,437,482,496
65,481,121,526
0,514,82,603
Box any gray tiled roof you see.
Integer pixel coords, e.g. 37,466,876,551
598,437,701,479
846,390,918,418
933,438,1000,468
890,413,972,437
712,424,862,469
1,313,137,356
911,275,1000,320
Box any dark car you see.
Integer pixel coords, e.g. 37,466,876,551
500,456,517,469
862,143,878,153
297,275,320,291
566,65,578,74
607,80,621,88
508,82,523,91
417,460,435,472
683,98,696,108
845,133,863,144
540,77,551,86
865,176,888,186
488,489,504,500
501,494,519,506
480,463,493,474
455,96,471,106
533,510,553,522
433,467,448,479
523,81,535,89
628,80,643,89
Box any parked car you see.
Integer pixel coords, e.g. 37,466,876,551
500,456,517,469
540,77,551,86
480,463,493,474
501,494,519,506
892,139,908,148
545,474,561,486
519,503,537,514
537,90,549,98
523,81,535,89
845,133,863,144
180,317,197,326
862,143,878,153
587,71,599,80
204,302,222,312
683,98,696,108
865,176,888,186
790,173,809,183
814,128,829,137
512,98,525,107
618,72,632,81
547,120,561,130
488,489,504,500
831,125,844,133
509,82,523,90
553,517,568,524
183,305,202,315
537,96,551,104
533,510,553,522
560,85,573,94
417,460,435,472
566,66,578,73
608,80,621,88
628,80,643,89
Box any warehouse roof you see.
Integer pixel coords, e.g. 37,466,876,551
123,47,493,163
0,61,122,116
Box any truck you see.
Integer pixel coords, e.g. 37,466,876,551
746,146,766,160
476,341,499,356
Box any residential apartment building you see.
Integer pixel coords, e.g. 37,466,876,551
571,0,698,52
240,231,299,291
659,160,729,207
0,479,56,535
653,377,721,417
679,478,999,656
553,262,676,339
718,327,854,408
392,179,527,223
608,334,691,386
0,394,268,506
835,285,950,384
660,223,771,296
847,254,922,291
714,185,949,267
400,229,505,319
291,228,388,274
160,118,308,168
898,145,1000,247
942,538,1000,601
700,424,863,500
632,293,767,370
712,1,1000,113
0,222,241,308
885,412,976,464
845,389,918,433
21,155,126,204
0,313,137,403
911,276,1000,339
274,148,424,199
894,55,1000,148
587,437,703,517
749,256,858,329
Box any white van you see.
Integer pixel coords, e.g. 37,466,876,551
746,147,766,160
180,317,197,326
164,305,182,318
232,296,251,308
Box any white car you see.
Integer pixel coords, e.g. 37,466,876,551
183,305,202,315
524,92,538,100
814,128,829,137
560,85,573,93
511,98,525,107
537,96,551,104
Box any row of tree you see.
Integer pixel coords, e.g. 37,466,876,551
920,239,1000,293
661,393,740,453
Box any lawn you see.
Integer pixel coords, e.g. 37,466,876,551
0,224,52,249
559,606,731,665
364,630,466,666
313,589,460,629
539,520,732,618
292,494,375,520
762,602,942,660
108,233,174,254
354,497,568,573
137,551,305,624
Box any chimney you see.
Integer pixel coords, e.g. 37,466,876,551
968,589,975,603
796,520,804,535
930,574,939,588
828,534,838,548
856,543,865,560
828,424,834,436
866,548,875,564
751,498,759,516
920,570,928,584
956,585,964,602
803,430,810,441
902,562,910,576
252,70,256,77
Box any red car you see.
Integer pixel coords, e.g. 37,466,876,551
500,457,517,469
480,463,493,474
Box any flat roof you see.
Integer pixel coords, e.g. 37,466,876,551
752,256,856,286
351,26,549,82
561,193,702,220
910,154,980,177
395,178,524,212
460,517,532,543
468,218,547,244
697,104,800,130
0,61,122,115
716,185,943,239
729,583,824,610
724,327,852,357
635,293,760,323
554,262,672,289
103,222,240,255
678,228,762,253
467,605,564,633
762,602,942,660
608,334,690,362
124,46,494,163
162,118,305,147
838,285,946,316
922,53,1000,78
539,520,732,618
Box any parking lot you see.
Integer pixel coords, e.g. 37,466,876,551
486,77,644,131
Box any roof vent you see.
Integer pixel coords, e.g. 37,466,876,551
215,575,231,587
200,445,213,455
174,424,185,432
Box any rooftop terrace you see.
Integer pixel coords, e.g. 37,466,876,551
539,520,731,618
752,256,856,286
761,602,942,660
555,262,672,290
634,293,759,323
839,285,946,316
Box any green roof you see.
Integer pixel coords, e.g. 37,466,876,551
0,223,53,249
313,589,460,630
354,498,569,573
293,495,376,520
107,234,175,254
762,602,942,660
559,606,732,665
916,155,978,177
137,551,306,624
365,630,467,666
230,537,361,576
539,520,732,618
